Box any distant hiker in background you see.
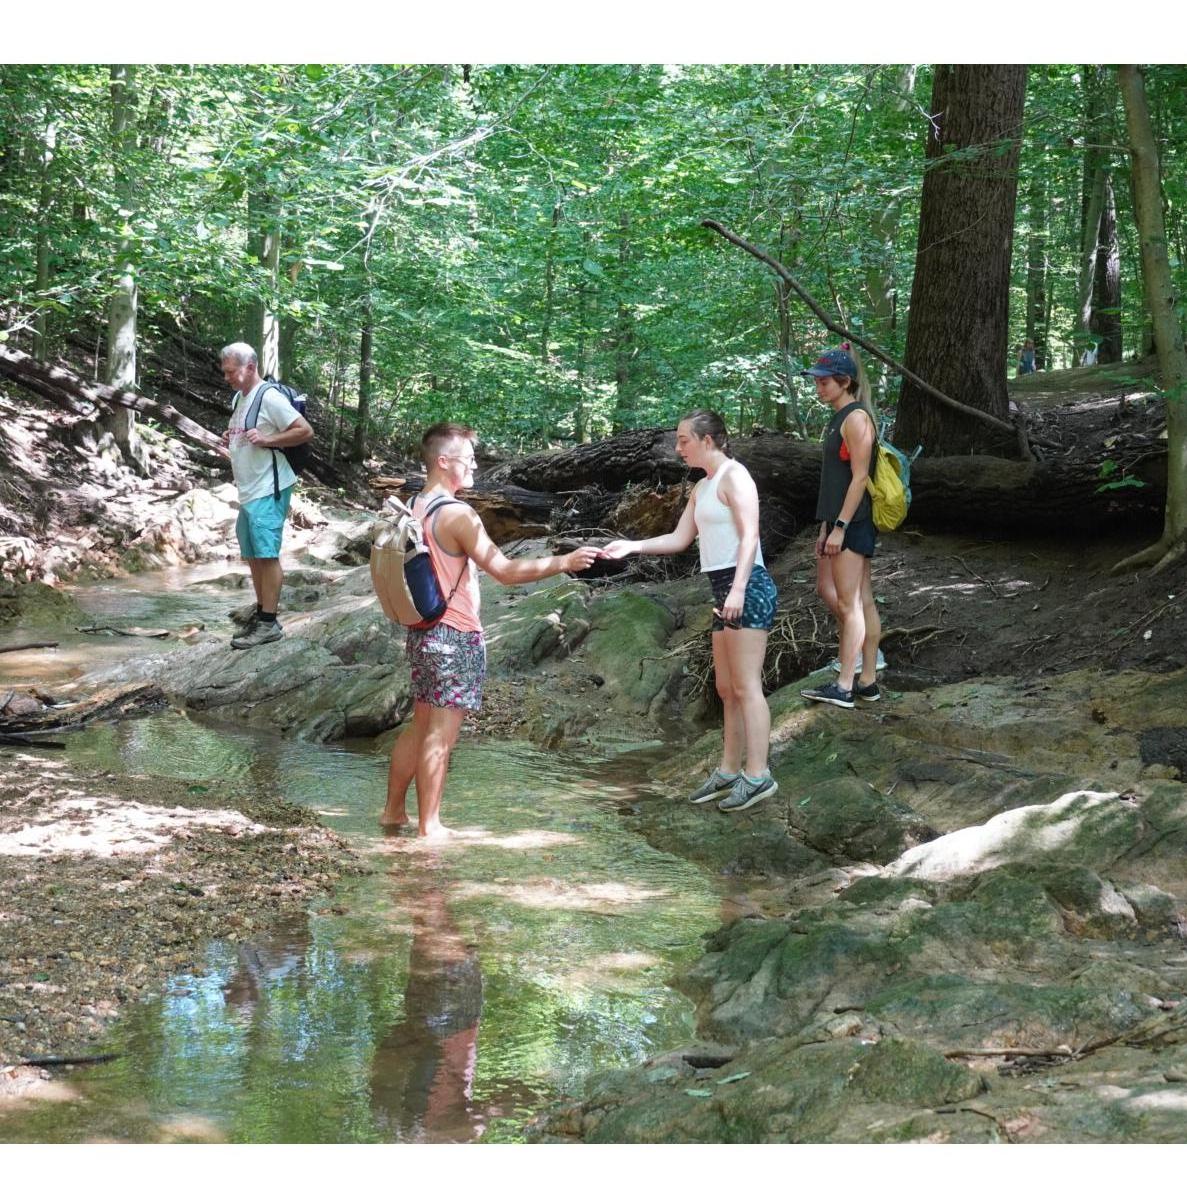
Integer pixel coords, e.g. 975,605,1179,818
1017,338,1037,375
219,342,314,649
382,423,600,840
601,410,779,814
1080,343,1099,367
800,344,884,711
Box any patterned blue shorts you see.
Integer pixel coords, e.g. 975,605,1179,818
706,565,778,632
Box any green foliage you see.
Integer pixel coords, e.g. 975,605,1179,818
2,63,1184,450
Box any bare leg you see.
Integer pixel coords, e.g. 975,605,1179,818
245,557,283,614
830,549,867,691
711,631,744,774
858,558,881,684
415,705,467,839
722,627,771,776
382,706,428,826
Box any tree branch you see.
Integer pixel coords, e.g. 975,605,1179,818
700,219,1037,460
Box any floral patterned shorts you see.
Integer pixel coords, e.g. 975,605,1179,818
405,622,486,712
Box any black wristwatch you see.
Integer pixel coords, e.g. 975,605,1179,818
834,518,848,531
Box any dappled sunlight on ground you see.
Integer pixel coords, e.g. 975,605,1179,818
156,1112,228,1141
379,827,579,853
0,793,271,858
450,877,669,913
0,1067,79,1107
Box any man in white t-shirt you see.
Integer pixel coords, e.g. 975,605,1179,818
219,342,314,649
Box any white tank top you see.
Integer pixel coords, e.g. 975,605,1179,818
694,460,765,573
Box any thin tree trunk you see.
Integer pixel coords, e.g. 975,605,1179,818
1092,173,1123,364
33,117,56,363
612,208,635,434
1025,170,1049,370
104,65,138,455
573,232,590,444
1075,163,1107,361
355,297,373,464
1114,65,1187,572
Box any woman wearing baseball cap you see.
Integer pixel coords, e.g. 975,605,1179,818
800,344,884,709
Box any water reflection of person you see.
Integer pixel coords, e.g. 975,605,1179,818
370,886,485,1142
222,919,311,1012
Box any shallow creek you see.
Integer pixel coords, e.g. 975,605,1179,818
1,570,725,1143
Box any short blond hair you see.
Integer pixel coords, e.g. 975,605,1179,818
421,422,476,466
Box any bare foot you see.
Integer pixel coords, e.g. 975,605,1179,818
379,812,410,828
418,822,455,844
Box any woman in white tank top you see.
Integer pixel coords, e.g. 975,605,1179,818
600,411,779,814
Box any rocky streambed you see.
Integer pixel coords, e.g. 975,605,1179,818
4,508,1187,1142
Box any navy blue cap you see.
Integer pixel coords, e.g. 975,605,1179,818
801,347,857,379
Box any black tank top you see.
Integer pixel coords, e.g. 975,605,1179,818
816,402,874,523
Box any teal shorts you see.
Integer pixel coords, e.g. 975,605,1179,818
236,486,293,559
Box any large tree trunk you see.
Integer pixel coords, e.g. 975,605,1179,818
895,65,1027,457
1115,66,1187,571
1092,173,1123,364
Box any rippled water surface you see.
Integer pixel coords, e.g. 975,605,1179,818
3,713,721,1143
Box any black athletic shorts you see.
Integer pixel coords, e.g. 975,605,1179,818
827,518,877,558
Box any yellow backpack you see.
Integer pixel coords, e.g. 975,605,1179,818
866,439,910,532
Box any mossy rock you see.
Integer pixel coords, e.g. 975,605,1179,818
581,590,678,711
783,774,939,864
560,1035,983,1143
0,580,85,627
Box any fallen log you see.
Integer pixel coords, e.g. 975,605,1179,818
495,428,1166,536
0,344,225,456
0,682,167,737
0,641,59,654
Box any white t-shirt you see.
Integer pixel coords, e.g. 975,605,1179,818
227,381,300,503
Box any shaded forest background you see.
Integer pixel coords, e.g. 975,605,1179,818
4,63,1185,461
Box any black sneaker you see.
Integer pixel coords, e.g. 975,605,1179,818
718,772,779,813
801,680,855,709
855,681,880,702
688,769,740,804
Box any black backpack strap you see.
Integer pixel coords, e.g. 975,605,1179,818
246,383,284,500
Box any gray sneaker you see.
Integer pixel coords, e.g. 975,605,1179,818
719,772,779,812
230,618,283,649
689,769,740,804
231,608,260,640
832,648,886,674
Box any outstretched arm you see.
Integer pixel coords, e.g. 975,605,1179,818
601,491,698,560
445,506,599,584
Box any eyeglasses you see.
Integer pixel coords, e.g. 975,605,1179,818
440,455,477,469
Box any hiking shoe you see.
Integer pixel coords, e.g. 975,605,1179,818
689,769,740,804
719,772,779,813
231,608,260,639
229,602,259,627
855,681,880,702
230,619,283,649
801,681,855,709
832,648,886,674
